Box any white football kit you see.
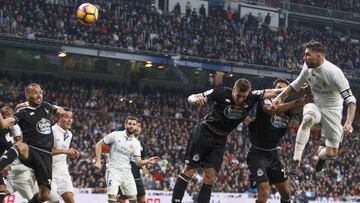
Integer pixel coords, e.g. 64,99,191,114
5,125,35,201
48,124,75,202
290,60,356,147
103,130,141,196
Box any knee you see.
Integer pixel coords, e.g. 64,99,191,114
183,164,197,177
14,142,28,156
281,188,291,200
203,169,217,185
38,187,51,201
302,114,315,129
257,184,271,201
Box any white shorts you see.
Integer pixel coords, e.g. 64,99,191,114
48,170,74,201
303,103,343,148
106,169,137,196
6,178,34,200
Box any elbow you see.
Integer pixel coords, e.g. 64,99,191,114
187,94,196,104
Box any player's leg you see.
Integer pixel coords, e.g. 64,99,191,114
28,148,52,202
57,172,75,203
269,151,291,203
315,108,342,172
197,136,226,203
246,149,271,203
172,124,203,203
0,175,6,202
119,173,137,203
135,179,146,203
291,103,321,174
14,179,36,201
0,142,28,171
274,181,291,203
106,169,121,203
48,180,60,203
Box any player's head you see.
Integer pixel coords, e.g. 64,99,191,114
232,78,251,106
125,116,139,135
273,78,289,89
25,83,43,107
0,106,13,119
304,40,326,69
134,122,141,138
57,108,73,130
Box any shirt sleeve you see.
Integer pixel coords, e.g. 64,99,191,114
43,102,57,114
133,141,142,157
203,87,223,102
103,132,117,145
333,69,357,104
12,110,26,124
9,124,21,137
52,127,62,149
290,64,307,92
251,89,265,103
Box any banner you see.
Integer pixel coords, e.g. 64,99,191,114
4,190,358,203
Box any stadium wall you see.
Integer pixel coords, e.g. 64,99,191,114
5,191,358,203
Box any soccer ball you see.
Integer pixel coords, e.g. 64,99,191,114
102,144,110,153
76,3,99,25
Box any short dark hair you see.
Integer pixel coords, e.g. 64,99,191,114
273,78,289,88
25,83,42,93
125,116,139,124
305,40,326,55
234,78,251,92
0,106,13,117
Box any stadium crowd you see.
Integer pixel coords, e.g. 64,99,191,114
0,0,359,74
0,72,359,201
291,0,360,13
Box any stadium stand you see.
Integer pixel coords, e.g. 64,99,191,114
0,72,359,201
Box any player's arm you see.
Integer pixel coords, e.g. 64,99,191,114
0,112,16,129
94,139,105,171
272,66,307,106
10,124,23,143
133,155,160,167
52,148,79,157
263,97,304,115
335,69,357,135
188,88,220,106
262,88,285,99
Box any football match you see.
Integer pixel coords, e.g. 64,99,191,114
0,0,359,203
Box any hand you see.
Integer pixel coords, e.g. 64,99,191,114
195,96,207,106
343,123,353,135
271,95,284,109
68,148,80,158
148,156,160,164
94,161,102,172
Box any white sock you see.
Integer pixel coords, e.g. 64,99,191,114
293,114,315,161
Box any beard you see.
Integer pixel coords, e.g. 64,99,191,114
126,128,135,135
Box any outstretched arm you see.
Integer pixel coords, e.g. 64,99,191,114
134,156,160,167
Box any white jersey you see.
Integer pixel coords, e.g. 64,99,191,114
103,130,141,172
291,60,352,108
52,124,73,172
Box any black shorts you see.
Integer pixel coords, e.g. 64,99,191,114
247,148,287,187
20,146,52,189
184,123,227,171
135,179,145,197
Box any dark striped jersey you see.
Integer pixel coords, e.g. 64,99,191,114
12,102,55,152
203,87,264,136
